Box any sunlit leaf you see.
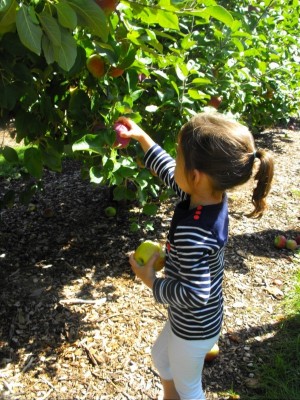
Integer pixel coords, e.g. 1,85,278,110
145,105,159,112
72,134,107,155
208,5,234,27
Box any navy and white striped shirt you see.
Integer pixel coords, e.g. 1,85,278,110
145,144,228,340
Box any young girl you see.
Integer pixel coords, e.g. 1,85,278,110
117,112,274,400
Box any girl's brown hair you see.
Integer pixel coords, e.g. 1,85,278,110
179,112,274,218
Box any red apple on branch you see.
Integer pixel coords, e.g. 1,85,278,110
95,0,118,14
86,54,105,78
113,122,130,148
208,96,222,109
108,67,124,78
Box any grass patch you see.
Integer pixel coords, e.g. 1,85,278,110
0,146,28,179
291,188,300,199
247,259,300,400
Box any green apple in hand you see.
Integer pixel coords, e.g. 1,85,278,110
134,240,165,271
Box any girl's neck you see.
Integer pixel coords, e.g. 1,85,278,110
189,192,224,209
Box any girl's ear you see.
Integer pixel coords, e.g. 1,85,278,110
192,169,202,185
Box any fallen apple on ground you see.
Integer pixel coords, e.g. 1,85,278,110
134,240,165,271
205,343,220,362
285,239,298,251
274,235,287,249
113,122,130,148
104,206,116,217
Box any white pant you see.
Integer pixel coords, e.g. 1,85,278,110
151,320,219,400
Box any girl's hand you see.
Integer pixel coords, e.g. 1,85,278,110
116,117,146,140
129,252,158,289
115,117,156,153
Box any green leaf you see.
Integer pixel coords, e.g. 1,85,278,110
67,0,108,41
0,0,16,29
113,185,127,201
156,9,179,30
53,27,77,71
192,77,212,85
2,146,19,163
55,1,77,30
68,89,90,118
38,11,61,47
0,83,19,110
188,89,206,100
208,6,234,27
243,48,260,57
0,0,12,13
175,63,188,81
24,147,43,179
181,35,197,50
117,165,136,179
90,166,104,184
72,134,107,155
42,34,55,64
130,221,140,232
142,203,158,216
40,146,62,172
16,6,43,55
231,37,244,52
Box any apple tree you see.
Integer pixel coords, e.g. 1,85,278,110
0,0,299,228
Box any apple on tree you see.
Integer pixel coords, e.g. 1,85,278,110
86,54,105,78
208,96,222,109
94,0,118,14
108,67,124,78
134,240,165,271
113,122,131,148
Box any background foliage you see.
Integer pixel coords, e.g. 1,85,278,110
1,0,299,224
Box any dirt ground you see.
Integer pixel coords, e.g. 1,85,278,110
0,123,299,400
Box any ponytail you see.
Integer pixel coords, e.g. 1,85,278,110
248,149,274,218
